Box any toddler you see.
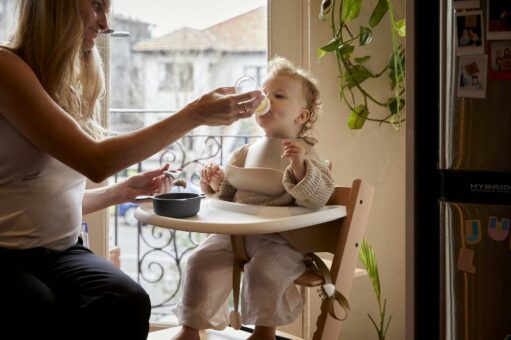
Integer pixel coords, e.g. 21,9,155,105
173,57,334,340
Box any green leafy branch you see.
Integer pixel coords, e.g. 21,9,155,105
318,0,406,130
359,239,392,340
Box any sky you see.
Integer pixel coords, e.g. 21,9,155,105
112,0,267,37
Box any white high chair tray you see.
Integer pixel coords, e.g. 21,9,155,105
135,198,346,235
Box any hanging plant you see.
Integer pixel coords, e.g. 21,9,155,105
318,0,406,129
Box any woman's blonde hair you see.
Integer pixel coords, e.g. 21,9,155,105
266,56,321,139
4,0,106,139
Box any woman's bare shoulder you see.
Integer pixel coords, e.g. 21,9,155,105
0,47,21,63
0,47,36,79
0,47,43,103
0,46,46,121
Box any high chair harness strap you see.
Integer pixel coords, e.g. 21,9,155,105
305,253,350,321
229,235,350,330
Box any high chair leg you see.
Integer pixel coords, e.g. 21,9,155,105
230,235,250,330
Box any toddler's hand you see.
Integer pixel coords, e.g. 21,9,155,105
201,164,223,192
282,139,306,182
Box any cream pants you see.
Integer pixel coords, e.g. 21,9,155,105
174,233,306,329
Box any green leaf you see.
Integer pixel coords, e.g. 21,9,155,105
319,0,334,20
339,44,355,58
387,97,405,114
369,0,388,28
318,37,341,60
368,313,380,332
354,55,371,64
347,105,369,129
395,18,406,37
359,26,373,46
318,48,327,60
359,239,381,300
341,0,362,22
343,65,373,88
384,314,393,337
319,37,341,52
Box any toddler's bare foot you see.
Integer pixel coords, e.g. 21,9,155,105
172,326,200,340
246,326,276,340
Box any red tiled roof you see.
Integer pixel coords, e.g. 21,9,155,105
134,7,266,53
134,27,219,52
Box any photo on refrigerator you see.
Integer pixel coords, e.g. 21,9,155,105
489,40,511,79
487,0,511,39
456,10,485,55
458,54,488,98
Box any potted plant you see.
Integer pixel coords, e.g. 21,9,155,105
359,239,392,340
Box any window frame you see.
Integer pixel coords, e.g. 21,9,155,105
99,0,311,334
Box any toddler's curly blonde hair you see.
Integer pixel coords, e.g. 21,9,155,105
266,56,321,139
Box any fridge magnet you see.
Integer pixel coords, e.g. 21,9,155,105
487,216,510,241
487,0,511,40
457,247,476,274
458,55,488,98
489,40,511,79
453,0,480,10
465,219,482,244
456,10,485,55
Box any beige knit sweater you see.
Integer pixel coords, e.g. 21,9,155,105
201,140,334,210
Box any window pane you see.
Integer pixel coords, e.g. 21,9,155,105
108,1,268,322
0,0,16,44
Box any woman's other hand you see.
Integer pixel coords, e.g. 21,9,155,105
189,87,264,126
117,164,173,202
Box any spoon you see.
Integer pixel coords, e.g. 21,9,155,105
101,29,130,37
163,170,182,178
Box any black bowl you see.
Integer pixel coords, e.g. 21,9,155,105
152,193,203,218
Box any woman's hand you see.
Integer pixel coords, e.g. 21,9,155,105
117,164,173,202
282,139,306,182
189,87,265,126
200,163,223,192
82,164,176,215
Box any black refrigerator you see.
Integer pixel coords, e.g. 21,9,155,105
414,0,511,339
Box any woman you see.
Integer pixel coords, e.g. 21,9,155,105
0,0,263,339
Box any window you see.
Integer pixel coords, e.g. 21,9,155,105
159,62,194,91
244,65,266,87
0,0,15,43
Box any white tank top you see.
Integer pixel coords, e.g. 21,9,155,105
0,115,86,251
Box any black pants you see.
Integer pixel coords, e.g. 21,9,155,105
0,240,151,340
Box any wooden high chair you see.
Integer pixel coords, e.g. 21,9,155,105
230,178,374,340
147,178,374,340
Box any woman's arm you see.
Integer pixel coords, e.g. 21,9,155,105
0,50,264,183
82,165,171,215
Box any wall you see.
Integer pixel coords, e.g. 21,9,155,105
308,1,406,339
